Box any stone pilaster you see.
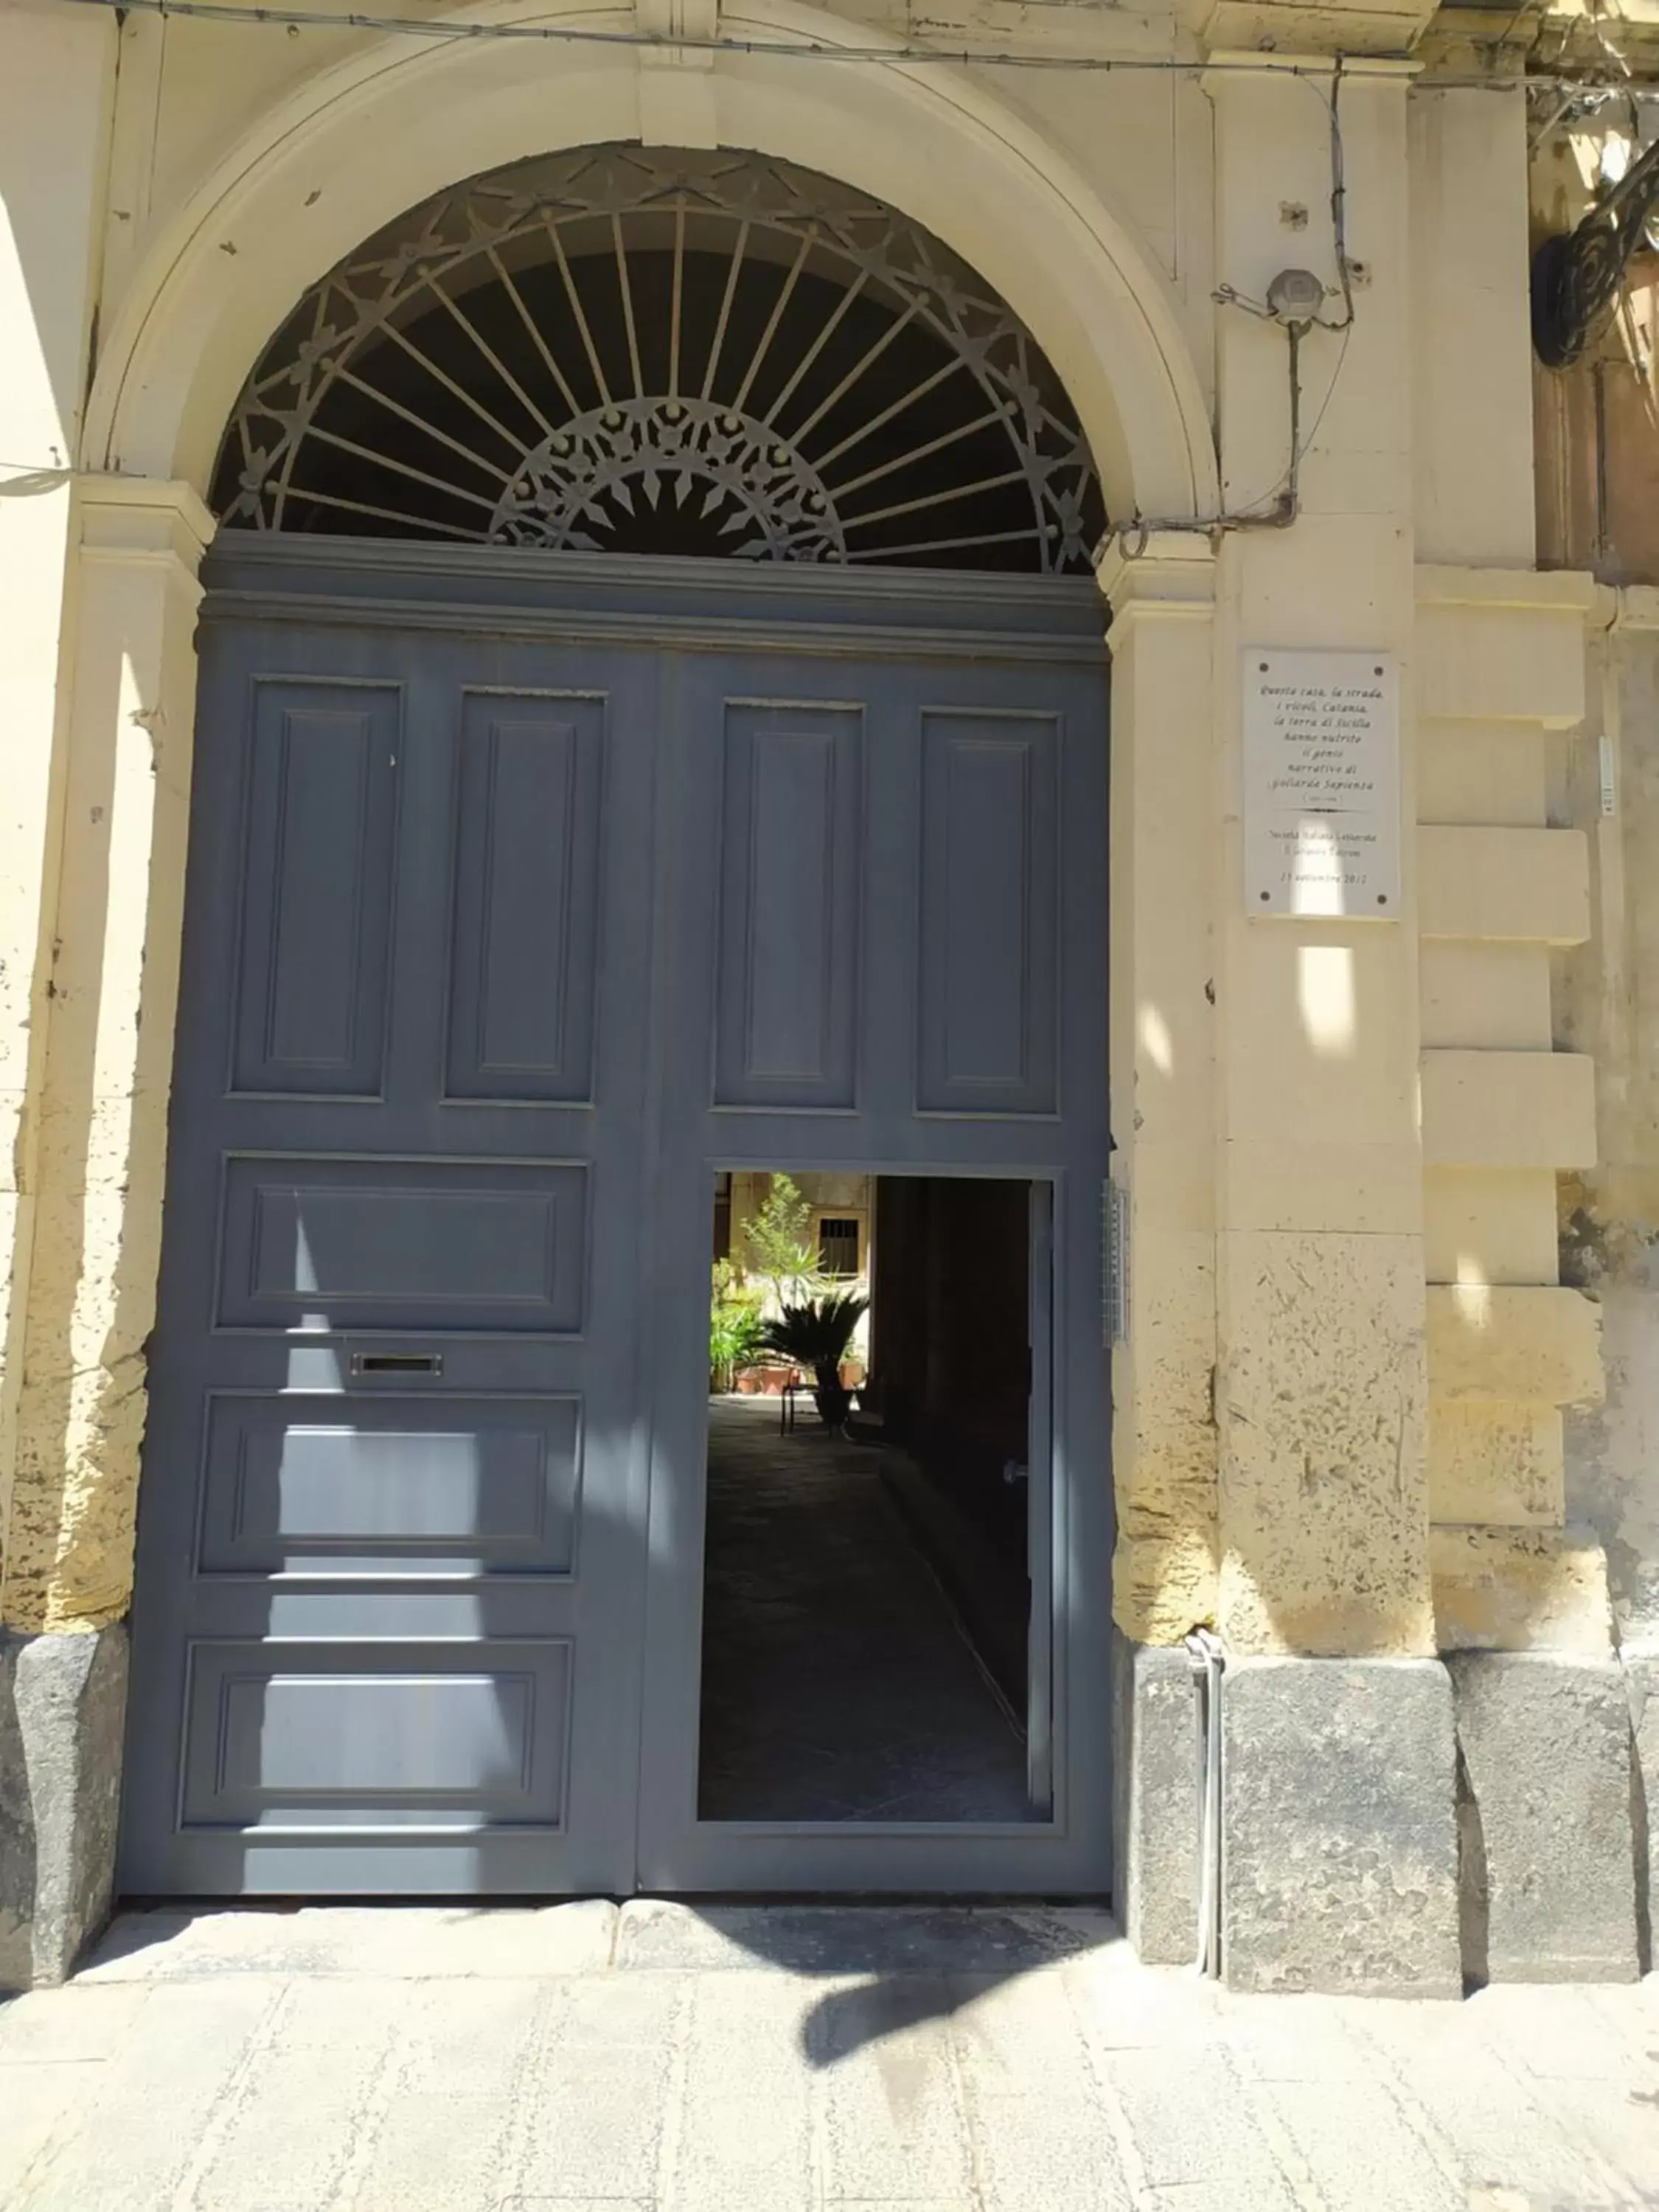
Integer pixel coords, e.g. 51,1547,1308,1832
3,480,210,1638
1206,55,1433,1660
0,0,117,1618
1100,534,1220,1649
0,477,206,1986
1197,54,1459,1991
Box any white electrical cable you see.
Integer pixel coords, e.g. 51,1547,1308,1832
1184,1627,1225,1978
40,0,1421,75
47,0,1659,94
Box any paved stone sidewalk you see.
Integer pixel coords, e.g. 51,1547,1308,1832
1,1903,1656,2212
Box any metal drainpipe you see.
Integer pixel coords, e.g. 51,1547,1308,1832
1184,1629,1225,1978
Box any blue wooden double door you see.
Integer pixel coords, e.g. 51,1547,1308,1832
122,542,1111,1898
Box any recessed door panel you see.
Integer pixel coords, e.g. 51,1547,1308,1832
714,702,862,1108
180,1641,571,1829
196,1393,581,1576
232,681,400,1097
217,1155,587,1334
447,692,605,1102
918,710,1059,1116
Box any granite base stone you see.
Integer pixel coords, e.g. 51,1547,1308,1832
1220,1655,1462,1998
0,1624,129,1992
1449,1650,1639,1984
1110,1629,1200,1966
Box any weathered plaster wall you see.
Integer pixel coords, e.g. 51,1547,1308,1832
6,484,208,1634
1414,571,1608,1656
1557,615,1659,1649
1527,91,1659,1660
0,3,117,1626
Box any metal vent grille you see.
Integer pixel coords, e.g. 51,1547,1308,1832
213,145,1104,573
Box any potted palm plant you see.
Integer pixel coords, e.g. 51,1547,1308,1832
757,1292,870,1429
709,1261,766,1393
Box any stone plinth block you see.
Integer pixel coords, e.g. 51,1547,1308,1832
1,1624,128,1992
1449,1652,1638,1983
1220,1655,1461,1997
1110,1630,1200,1966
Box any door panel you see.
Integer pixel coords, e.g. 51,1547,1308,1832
712,701,863,1110
445,691,605,1102
230,680,400,1099
635,644,1110,1893
178,1640,572,1830
122,613,664,1896
917,708,1060,1116
193,1393,582,1577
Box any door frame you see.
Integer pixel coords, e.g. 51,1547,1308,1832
636,1155,1108,1894
126,536,1112,1899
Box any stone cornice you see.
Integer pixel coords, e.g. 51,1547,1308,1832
1202,0,1430,60
77,476,215,603
78,475,215,560
1415,563,1598,614
1416,1,1659,83
1099,532,1218,642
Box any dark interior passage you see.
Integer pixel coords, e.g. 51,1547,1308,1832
696,1399,1029,1822
697,1175,1042,1824
865,1177,1035,1708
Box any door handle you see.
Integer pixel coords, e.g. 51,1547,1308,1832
350,1352,443,1377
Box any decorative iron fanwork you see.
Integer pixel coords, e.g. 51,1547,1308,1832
1533,135,1659,369
493,396,845,560
215,146,1103,571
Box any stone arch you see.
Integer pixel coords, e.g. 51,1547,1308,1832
84,0,1217,527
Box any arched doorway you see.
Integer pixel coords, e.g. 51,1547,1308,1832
121,147,1112,1897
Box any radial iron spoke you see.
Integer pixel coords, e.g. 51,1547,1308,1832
333,366,519,486
669,204,685,402
428,280,557,440
843,524,1046,563
613,215,644,400
814,356,970,471
841,465,1029,531
788,299,926,442
376,322,532,456
701,218,749,400
765,270,870,428
301,425,506,514
488,246,584,419
732,227,816,414
543,215,612,408
278,484,483,540
827,407,1009,501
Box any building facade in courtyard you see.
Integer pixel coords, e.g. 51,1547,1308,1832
2,0,1657,1993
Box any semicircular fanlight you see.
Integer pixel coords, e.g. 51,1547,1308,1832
213,145,1105,573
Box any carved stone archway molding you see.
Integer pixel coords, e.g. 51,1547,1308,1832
83,0,1217,525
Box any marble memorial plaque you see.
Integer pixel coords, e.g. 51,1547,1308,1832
1242,649,1400,918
